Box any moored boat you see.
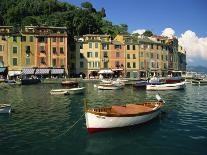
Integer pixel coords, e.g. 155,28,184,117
146,82,185,91
68,87,85,94
21,78,41,85
0,104,11,114
84,94,165,133
192,79,207,85
61,80,78,87
97,82,124,90
50,89,70,95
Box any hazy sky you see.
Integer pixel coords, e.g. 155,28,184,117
63,0,207,66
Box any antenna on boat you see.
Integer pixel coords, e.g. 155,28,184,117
156,93,165,104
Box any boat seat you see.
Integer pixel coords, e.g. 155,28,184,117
111,105,152,115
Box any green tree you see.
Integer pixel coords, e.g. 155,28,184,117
143,30,153,37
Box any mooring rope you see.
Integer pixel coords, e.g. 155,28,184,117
53,113,85,140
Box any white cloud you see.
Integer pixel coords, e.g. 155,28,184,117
161,28,175,38
132,29,146,35
178,30,207,65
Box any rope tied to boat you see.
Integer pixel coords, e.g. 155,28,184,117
53,113,85,140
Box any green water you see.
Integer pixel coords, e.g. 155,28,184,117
0,83,207,155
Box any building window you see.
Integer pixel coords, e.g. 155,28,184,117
30,36,33,42
127,62,130,68
102,43,109,50
38,37,46,42
88,62,92,68
115,61,120,67
157,45,159,50
87,52,92,58
13,58,17,66
140,52,143,57
60,37,63,42
21,36,26,42
103,51,108,57
13,36,17,42
94,61,99,68
40,57,46,64
157,54,159,59
133,54,136,59
115,45,121,49
13,47,17,54
151,44,153,49
116,52,120,58
52,37,56,42
89,42,92,48
40,46,45,53
0,56,3,62
127,45,130,50
52,47,57,54
133,45,135,50
95,42,98,48
26,57,30,65
157,62,159,68
133,62,136,68
161,55,163,60
0,45,3,52
80,62,84,68
151,62,154,68
95,52,98,58
141,61,144,69
60,59,64,66
52,59,56,66
60,47,64,54
127,54,130,59
150,53,153,59
80,53,84,59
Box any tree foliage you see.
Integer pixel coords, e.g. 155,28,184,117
0,0,128,38
143,30,153,37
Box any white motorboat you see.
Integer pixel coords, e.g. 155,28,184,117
0,104,11,114
146,82,186,91
68,87,85,94
50,89,70,95
84,94,165,133
97,82,124,90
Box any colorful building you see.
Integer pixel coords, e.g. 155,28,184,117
0,26,68,78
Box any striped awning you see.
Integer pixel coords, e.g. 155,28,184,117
22,68,35,75
8,71,22,76
35,68,50,75
51,68,64,74
0,67,6,73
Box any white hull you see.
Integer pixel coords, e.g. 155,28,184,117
146,82,186,91
68,87,85,94
97,85,123,90
0,104,11,114
85,109,161,132
50,89,70,95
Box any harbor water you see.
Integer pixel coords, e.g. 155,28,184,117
0,83,207,155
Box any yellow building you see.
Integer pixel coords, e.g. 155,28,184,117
75,34,111,78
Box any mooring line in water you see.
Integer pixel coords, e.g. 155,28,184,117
53,113,85,140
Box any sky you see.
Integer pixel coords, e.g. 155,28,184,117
63,0,207,67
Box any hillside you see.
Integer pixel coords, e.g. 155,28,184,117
187,66,207,74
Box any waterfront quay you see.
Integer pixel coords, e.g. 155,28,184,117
0,80,207,155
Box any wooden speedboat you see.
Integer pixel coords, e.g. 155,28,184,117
61,80,78,87
146,82,185,91
0,104,11,114
68,87,85,94
84,94,165,133
50,89,70,95
97,83,124,90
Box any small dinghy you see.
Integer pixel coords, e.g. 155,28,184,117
0,104,11,114
68,87,85,94
50,89,70,95
84,94,165,133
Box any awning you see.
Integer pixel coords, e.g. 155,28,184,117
0,67,6,73
35,68,50,75
98,70,114,74
8,71,22,76
22,68,35,75
112,68,123,71
51,68,64,74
